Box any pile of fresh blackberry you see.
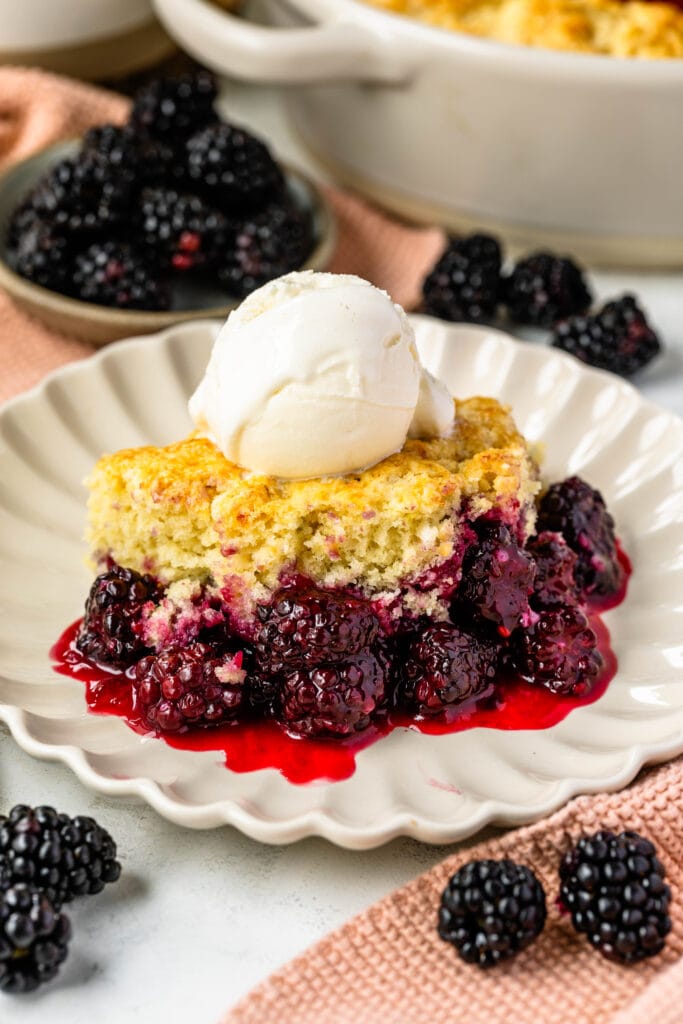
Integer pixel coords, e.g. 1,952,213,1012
438,828,671,969
5,71,314,310
0,804,121,993
421,235,662,377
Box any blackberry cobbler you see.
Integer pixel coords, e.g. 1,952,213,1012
54,272,627,772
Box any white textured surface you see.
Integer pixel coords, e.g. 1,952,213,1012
0,81,681,1023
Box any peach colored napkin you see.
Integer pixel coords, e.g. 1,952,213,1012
226,759,683,1024
0,66,681,1024
0,66,444,404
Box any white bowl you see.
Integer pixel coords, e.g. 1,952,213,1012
1,0,152,49
152,0,683,267
0,0,172,79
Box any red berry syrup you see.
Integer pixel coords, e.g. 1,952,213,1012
51,602,620,786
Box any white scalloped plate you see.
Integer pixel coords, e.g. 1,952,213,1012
1,317,682,849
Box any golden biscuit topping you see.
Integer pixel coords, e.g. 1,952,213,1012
367,0,683,57
86,396,540,618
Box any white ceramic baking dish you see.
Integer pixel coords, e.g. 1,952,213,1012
152,0,683,266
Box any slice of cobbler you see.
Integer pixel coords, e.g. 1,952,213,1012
71,273,625,741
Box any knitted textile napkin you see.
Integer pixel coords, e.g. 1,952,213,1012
0,67,681,1024
225,759,683,1024
0,67,444,403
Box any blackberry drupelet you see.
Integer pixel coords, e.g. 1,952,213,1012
0,884,71,993
186,122,284,211
398,622,498,717
254,586,381,676
0,805,121,908
129,70,218,144
438,859,547,967
536,476,623,598
132,643,248,732
137,187,230,272
72,241,170,310
218,198,314,297
452,521,536,637
504,252,592,327
526,531,580,610
512,604,601,696
559,830,672,963
76,565,161,668
552,295,661,377
422,234,502,323
277,650,388,738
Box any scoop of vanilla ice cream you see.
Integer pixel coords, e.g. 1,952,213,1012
189,271,453,479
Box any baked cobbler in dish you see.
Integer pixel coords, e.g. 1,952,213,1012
366,0,683,58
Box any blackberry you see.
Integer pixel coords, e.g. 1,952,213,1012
21,154,133,236
72,241,170,310
552,295,661,377
0,884,71,994
186,122,284,211
7,219,74,293
398,622,498,717
504,252,592,327
559,830,672,963
254,586,381,676
137,187,229,272
129,70,218,144
0,805,121,908
278,650,388,738
438,859,546,967
526,531,580,610
82,123,183,189
512,604,601,696
536,476,623,598
76,565,161,668
452,521,536,637
219,198,314,298
132,642,248,732
422,234,502,323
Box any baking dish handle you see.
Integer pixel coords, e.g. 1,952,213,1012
152,0,411,83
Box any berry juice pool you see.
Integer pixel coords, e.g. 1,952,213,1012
52,606,621,786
